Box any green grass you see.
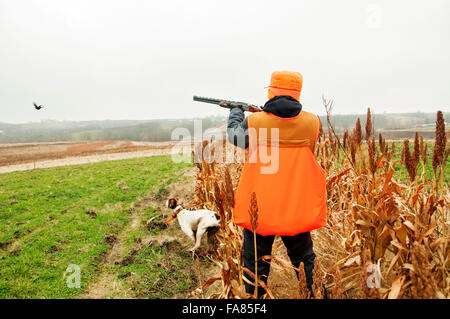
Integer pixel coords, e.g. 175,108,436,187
0,156,191,298
389,142,449,183
98,202,201,299
114,243,197,299
336,142,449,184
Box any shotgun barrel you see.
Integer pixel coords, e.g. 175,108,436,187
193,95,262,113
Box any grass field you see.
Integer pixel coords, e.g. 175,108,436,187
390,142,449,182
0,155,195,298
0,140,174,167
336,142,449,183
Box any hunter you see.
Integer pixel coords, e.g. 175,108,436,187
227,70,327,297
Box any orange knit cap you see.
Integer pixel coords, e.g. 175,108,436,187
266,71,303,101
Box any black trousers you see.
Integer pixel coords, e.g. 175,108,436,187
243,228,316,297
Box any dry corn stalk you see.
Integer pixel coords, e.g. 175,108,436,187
190,107,449,300
249,192,259,298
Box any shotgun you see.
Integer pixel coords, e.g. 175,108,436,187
193,95,262,113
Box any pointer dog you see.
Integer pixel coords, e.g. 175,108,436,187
165,198,220,252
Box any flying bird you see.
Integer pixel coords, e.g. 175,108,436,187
33,102,44,110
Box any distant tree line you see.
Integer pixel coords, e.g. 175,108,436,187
319,111,449,133
0,116,226,143
0,112,447,143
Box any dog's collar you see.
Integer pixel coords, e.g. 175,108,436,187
166,205,183,224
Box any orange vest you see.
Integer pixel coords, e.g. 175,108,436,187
233,110,327,236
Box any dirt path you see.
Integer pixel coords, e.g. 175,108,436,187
0,148,175,174
84,167,219,299
84,211,142,299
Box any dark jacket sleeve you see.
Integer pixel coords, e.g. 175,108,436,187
227,107,249,149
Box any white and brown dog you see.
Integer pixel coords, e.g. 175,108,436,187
165,198,220,252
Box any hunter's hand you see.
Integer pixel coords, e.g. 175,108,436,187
249,105,261,112
219,101,228,108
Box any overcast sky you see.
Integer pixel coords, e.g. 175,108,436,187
1,0,449,123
